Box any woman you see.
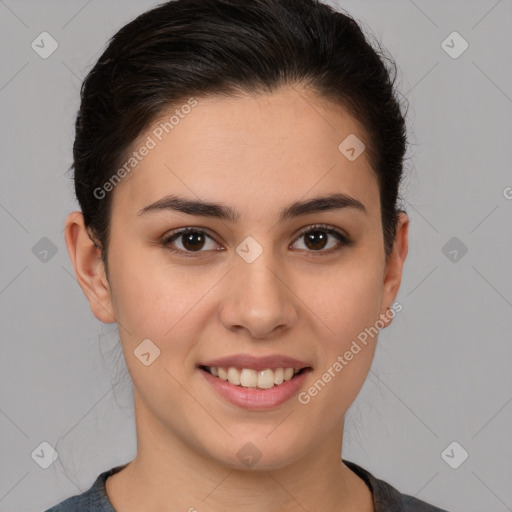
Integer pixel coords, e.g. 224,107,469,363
46,0,450,510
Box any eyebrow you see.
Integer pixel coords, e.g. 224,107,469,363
137,192,367,222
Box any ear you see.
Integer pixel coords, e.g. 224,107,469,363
64,211,116,324
379,211,409,327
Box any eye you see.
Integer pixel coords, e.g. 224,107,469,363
290,224,353,255
161,227,222,257
161,224,353,258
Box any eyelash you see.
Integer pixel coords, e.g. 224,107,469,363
160,224,354,258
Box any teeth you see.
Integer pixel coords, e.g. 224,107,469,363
274,367,284,385
240,368,257,387
257,369,275,389
227,367,241,386
206,366,304,389
283,368,295,381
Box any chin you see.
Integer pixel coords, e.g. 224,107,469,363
208,437,306,472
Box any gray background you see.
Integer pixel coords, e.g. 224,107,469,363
0,0,511,511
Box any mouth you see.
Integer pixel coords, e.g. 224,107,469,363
198,365,311,390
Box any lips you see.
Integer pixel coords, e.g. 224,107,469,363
199,363,312,410
200,354,311,372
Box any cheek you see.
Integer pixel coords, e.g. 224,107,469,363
107,249,228,396
304,260,384,343
109,248,217,339
299,261,383,405
107,252,211,407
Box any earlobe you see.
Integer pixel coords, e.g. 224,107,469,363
379,212,409,327
64,211,116,324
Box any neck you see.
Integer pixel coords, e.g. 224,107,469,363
106,393,374,512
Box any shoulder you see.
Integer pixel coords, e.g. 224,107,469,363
43,464,128,512
343,459,451,512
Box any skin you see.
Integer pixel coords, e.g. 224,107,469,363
65,85,408,512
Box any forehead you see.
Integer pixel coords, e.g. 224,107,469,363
111,86,380,220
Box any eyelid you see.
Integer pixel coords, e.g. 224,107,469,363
162,226,218,241
293,223,351,242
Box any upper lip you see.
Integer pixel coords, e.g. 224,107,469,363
200,354,311,372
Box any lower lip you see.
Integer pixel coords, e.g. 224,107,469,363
199,368,311,410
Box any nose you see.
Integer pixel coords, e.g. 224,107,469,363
219,249,298,339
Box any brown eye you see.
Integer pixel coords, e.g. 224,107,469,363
162,228,221,256
303,230,329,251
291,225,353,255
180,231,206,251
161,224,353,258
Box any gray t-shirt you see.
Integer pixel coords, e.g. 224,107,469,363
44,459,450,511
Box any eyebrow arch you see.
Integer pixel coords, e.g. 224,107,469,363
137,192,367,223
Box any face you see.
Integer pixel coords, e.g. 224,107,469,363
67,86,408,471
